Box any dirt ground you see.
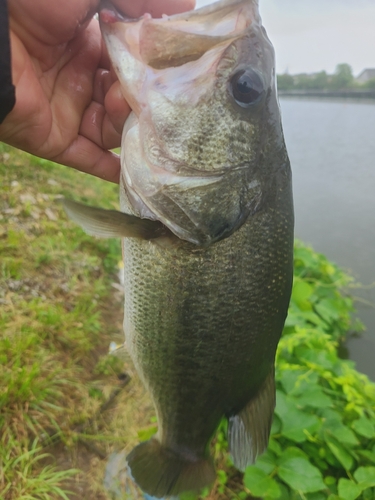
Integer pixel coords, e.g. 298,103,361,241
51,290,153,500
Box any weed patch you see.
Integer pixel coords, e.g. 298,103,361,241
0,145,129,499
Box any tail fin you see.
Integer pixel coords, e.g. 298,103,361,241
127,438,215,498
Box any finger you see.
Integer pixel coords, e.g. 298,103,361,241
92,68,114,104
112,0,196,18
94,70,130,137
102,113,122,149
79,100,122,150
52,136,121,183
104,80,131,135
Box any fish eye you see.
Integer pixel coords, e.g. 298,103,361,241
230,69,265,107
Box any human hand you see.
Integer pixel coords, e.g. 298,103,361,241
0,0,195,182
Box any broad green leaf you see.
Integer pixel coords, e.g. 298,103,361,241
324,476,336,486
268,438,282,456
236,492,248,500
296,387,332,409
353,466,375,488
306,493,326,500
278,447,309,463
243,467,281,498
320,409,343,425
323,425,359,447
278,368,320,394
294,246,317,269
315,300,340,323
275,390,296,416
277,457,325,493
304,311,328,328
282,413,320,441
362,488,375,500
278,369,308,393
275,391,320,442
357,450,375,464
292,280,314,310
253,450,277,474
325,435,354,470
352,416,375,439
273,483,291,500
284,310,327,329
337,478,362,500
216,469,227,485
296,347,335,370
271,414,282,434
320,409,359,446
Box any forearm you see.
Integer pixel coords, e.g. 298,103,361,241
0,0,15,123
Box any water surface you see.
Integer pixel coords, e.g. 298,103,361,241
279,97,375,379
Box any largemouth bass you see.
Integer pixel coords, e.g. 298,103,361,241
63,0,294,496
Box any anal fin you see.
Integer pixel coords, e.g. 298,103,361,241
228,368,276,471
61,198,171,240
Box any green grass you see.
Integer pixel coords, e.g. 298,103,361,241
0,144,131,499
0,439,79,500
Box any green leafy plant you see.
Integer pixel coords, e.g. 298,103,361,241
245,327,375,500
237,243,374,500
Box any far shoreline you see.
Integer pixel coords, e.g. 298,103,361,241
278,89,375,100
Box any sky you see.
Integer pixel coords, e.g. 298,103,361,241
195,0,375,76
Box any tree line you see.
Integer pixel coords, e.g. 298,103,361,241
277,63,375,91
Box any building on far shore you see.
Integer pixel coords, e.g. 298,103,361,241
356,68,375,83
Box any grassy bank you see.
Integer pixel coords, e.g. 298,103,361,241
1,145,374,500
0,145,154,499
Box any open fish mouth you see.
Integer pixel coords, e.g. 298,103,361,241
99,0,273,245
100,0,256,70
99,0,260,124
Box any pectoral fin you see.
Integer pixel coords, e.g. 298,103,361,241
228,368,276,470
61,198,170,240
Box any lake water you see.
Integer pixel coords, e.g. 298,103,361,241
279,97,375,380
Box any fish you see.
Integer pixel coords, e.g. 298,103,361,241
63,0,294,496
